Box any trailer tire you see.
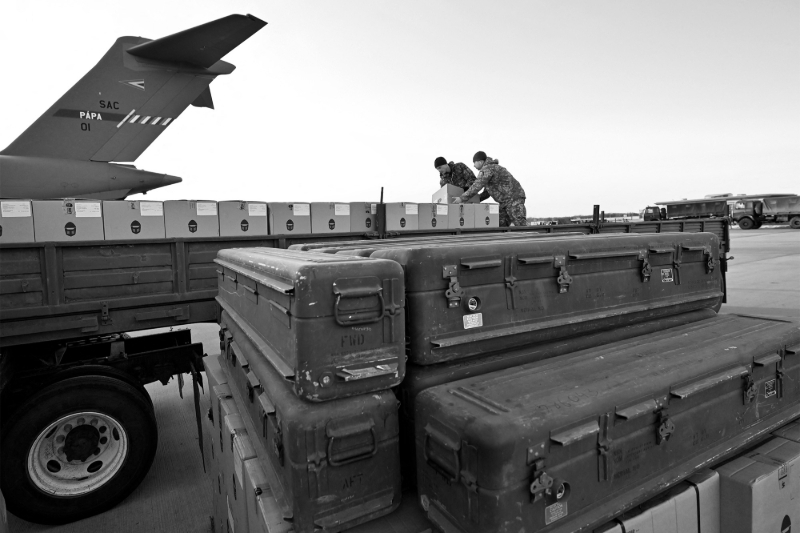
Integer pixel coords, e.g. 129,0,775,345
790,216,800,229
0,375,157,524
737,217,755,230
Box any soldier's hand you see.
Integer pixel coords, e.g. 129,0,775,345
452,197,462,204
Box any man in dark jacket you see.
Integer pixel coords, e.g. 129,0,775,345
434,157,489,202
454,151,528,226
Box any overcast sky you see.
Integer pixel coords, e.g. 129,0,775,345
1,1,797,217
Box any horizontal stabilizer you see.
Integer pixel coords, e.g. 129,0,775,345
127,14,267,69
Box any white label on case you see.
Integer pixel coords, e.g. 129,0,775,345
196,202,217,216
293,204,310,216
334,203,350,216
248,203,267,216
370,203,377,215
75,202,102,218
139,202,163,217
489,204,500,214
405,203,418,215
436,204,449,216
545,501,567,525
463,313,483,329
1,201,31,217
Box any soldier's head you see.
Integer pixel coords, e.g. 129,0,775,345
434,156,450,175
473,151,487,170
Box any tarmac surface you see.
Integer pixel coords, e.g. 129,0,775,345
8,226,800,532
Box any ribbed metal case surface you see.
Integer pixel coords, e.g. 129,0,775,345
221,311,401,532
215,247,405,401
415,314,800,533
370,232,724,365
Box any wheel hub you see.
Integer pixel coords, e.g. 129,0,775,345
64,424,100,462
28,411,128,497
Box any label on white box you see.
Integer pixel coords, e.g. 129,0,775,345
140,202,163,217
1,201,32,218
370,204,377,215
75,202,101,218
196,202,217,216
489,204,500,214
334,203,350,216
436,204,449,216
405,203,418,215
248,203,267,216
293,204,310,216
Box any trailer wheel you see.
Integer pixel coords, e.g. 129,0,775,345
737,217,755,230
790,216,800,229
0,375,157,524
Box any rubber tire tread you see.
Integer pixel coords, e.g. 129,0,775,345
0,375,158,524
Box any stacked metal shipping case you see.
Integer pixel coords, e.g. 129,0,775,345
0,200,499,243
207,228,800,532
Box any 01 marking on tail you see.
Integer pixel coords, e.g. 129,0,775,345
0,14,266,200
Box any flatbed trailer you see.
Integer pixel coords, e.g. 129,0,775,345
0,215,732,526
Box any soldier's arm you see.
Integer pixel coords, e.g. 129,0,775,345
479,190,491,201
461,168,490,201
439,175,447,187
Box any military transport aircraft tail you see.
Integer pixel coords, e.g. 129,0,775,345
0,14,266,200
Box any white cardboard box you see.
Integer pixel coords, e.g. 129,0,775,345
0,200,35,243
475,203,500,228
448,204,476,229
349,202,378,232
164,200,220,238
219,201,269,237
33,199,104,242
432,184,480,204
417,203,449,230
268,203,311,235
594,469,719,533
384,202,418,231
311,202,351,234
103,201,166,240
716,437,800,533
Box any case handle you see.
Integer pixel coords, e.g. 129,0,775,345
518,256,554,265
423,425,461,483
460,258,502,269
332,278,385,326
568,251,643,260
550,420,600,446
327,420,378,466
670,365,749,399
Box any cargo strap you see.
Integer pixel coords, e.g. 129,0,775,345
189,359,206,473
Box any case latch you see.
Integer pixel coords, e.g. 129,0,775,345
443,265,464,308
529,459,553,503
656,411,675,445
554,256,572,294
640,251,652,282
743,374,758,404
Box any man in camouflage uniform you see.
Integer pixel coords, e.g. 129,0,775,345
453,151,528,226
434,156,490,202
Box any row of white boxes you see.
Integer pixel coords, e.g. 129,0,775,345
595,419,800,533
0,200,500,243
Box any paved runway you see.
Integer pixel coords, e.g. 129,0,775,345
9,227,799,532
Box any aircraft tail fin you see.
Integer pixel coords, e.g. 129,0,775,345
1,14,266,161
127,14,266,69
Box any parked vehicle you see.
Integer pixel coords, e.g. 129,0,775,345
731,195,800,230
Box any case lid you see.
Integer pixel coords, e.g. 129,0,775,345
215,247,404,319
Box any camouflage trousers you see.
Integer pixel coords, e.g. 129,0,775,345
499,199,528,227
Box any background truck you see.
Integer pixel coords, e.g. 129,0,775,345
642,193,798,222
0,213,731,524
730,195,800,230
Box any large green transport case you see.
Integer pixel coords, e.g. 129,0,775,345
215,248,405,401
220,310,402,533
397,309,718,485
370,232,723,365
415,314,800,533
